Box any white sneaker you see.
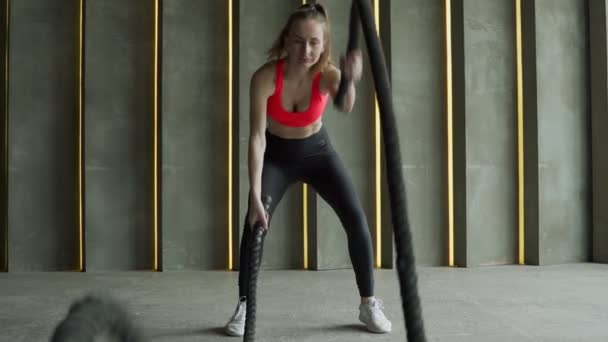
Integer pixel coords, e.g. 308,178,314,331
358,297,392,333
224,296,247,336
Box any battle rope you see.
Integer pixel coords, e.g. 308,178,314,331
50,293,145,342
335,1,427,341
243,196,271,342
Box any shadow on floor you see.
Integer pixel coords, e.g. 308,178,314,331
147,323,368,340
148,326,225,339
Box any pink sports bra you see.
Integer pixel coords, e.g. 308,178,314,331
266,59,329,127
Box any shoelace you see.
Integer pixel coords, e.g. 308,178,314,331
234,302,246,320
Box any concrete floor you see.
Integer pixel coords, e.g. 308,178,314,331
1,263,607,342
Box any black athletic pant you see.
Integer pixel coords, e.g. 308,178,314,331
238,127,374,298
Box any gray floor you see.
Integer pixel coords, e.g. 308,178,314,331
1,263,607,342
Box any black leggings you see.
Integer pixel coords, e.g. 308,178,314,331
238,127,374,298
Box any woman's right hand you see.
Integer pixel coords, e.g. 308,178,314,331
248,194,269,231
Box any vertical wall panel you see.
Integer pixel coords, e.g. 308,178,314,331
161,1,228,270
535,0,589,264
237,0,302,270
1,0,8,271
590,0,608,263
391,0,447,266
8,1,78,270
378,0,393,269
311,0,375,270
85,0,154,270
521,0,540,265
451,0,468,267
524,0,590,265
462,0,517,266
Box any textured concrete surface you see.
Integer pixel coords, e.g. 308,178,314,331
390,0,447,267
84,0,155,270
7,0,78,270
2,264,608,342
161,1,228,270
462,0,517,266
534,0,590,264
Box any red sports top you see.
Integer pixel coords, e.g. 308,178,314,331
266,59,329,127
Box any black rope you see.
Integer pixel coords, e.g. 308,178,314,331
335,0,427,341
334,1,360,110
243,196,271,342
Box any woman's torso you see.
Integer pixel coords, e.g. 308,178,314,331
265,59,330,139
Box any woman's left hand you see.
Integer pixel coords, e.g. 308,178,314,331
340,49,362,83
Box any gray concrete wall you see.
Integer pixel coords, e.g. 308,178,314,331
161,1,228,270
589,0,608,263
462,0,517,266
534,0,590,264
236,0,304,270
84,0,155,270
390,0,447,266
0,0,598,271
7,1,78,271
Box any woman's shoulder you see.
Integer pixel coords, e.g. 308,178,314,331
251,60,280,95
319,63,340,94
252,59,279,81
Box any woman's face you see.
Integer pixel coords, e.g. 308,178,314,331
285,18,325,67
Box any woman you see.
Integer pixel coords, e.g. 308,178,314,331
225,3,391,336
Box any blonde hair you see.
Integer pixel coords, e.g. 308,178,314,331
267,3,332,75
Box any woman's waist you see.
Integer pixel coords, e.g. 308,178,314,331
265,125,334,159
266,117,323,139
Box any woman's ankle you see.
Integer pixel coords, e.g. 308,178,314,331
360,296,374,305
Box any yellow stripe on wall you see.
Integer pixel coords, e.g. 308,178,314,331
303,183,308,269
153,0,159,271
228,0,234,270
302,0,309,270
77,0,84,271
445,0,455,267
373,0,382,269
515,0,525,265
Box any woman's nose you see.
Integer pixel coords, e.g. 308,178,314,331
304,43,312,55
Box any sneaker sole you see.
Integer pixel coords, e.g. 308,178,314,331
358,314,392,334
224,326,244,337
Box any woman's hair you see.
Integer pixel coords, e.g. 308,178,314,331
267,3,332,75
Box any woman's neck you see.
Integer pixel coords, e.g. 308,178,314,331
284,56,311,81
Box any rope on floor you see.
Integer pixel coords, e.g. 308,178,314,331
50,293,145,342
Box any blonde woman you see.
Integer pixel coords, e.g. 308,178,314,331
225,3,391,336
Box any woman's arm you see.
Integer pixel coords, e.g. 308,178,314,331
322,50,362,113
248,68,269,201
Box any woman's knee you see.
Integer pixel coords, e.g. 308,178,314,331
340,205,370,236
